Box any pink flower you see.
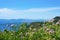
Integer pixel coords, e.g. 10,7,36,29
49,29,55,34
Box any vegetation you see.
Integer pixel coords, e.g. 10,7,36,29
53,16,60,23
0,22,60,40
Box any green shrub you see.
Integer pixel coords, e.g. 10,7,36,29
0,22,60,40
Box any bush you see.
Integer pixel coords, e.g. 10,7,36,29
0,22,60,40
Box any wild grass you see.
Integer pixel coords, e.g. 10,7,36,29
0,22,60,40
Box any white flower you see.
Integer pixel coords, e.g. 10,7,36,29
29,27,32,30
44,27,47,29
32,32,35,34
33,28,36,31
11,33,13,36
46,28,50,31
25,32,29,36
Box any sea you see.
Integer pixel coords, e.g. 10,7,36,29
0,19,48,31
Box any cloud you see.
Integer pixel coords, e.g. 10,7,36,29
0,7,60,19
0,7,60,13
0,8,17,14
26,7,60,12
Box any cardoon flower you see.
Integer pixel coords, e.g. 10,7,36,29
46,28,50,31
29,27,32,30
44,27,47,30
26,32,29,36
49,29,55,34
11,33,13,36
32,32,35,34
33,28,36,31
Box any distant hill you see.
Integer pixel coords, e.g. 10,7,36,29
49,16,60,24
53,16,60,23
0,19,48,24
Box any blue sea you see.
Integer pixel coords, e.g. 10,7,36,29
0,19,48,31
0,22,23,31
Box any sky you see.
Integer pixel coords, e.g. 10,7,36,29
0,0,60,19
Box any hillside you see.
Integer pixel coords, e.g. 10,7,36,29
49,16,60,24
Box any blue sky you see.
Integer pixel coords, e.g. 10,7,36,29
0,0,60,19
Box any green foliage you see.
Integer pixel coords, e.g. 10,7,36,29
0,22,60,40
